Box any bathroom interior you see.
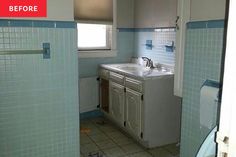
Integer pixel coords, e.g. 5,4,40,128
1,0,235,157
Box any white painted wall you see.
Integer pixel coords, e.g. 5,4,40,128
79,77,99,113
46,0,74,21
117,0,134,28
134,0,177,28
1,0,74,21
190,0,226,21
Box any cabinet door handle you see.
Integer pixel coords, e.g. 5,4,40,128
175,16,180,30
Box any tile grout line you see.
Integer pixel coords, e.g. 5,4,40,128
92,118,154,157
81,117,179,157
84,118,145,157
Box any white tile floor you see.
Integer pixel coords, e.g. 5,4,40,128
80,117,180,157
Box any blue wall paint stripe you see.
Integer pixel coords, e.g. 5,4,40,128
0,20,76,28
187,20,225,29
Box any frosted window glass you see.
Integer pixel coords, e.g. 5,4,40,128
77,23,111,50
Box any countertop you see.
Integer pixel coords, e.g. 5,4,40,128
100,63,174,80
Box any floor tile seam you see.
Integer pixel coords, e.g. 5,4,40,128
148,147,175,157
87,129,124,157
113,139,146,156
81,119,128,156
162,146,179,156
101,133,136,157
82,132,107,156
145,150,155,157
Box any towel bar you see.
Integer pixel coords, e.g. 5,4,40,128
0,43,50,59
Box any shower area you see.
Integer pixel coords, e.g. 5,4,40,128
0,20,80,157
180,20,225,157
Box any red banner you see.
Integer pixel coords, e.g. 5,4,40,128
0,0,47,17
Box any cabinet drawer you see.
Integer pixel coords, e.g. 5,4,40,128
125,77,142,92
110,72,124,85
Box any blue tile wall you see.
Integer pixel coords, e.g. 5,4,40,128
79,30,134,78
180,20,224,157
133,28,176,66
0,20,79,157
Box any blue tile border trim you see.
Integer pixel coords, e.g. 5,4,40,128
118,27,176,32
80,110,104,120
0,19,76,28
201,79,221,89
117,28,135,32
134,28,156,32
187,20,225,29
33,21,55,28
0,20,9,27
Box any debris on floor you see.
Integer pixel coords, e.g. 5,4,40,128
80,127,91,134
88,152,104,157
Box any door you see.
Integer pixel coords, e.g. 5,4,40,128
217,0,236,156
109,81,125,126
125,88,142,138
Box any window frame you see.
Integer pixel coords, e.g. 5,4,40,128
77,0,117,58
77,24,112,51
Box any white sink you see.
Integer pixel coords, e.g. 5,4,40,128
100,63,173,79
116,64,150,72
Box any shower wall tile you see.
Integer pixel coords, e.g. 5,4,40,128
180,21,224,157
0,21,79,157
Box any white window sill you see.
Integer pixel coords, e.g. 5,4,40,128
78,50,117,58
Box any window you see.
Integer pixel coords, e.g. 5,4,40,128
75,0,117,58
77,23,112,50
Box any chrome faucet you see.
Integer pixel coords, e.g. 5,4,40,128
141,57,155,69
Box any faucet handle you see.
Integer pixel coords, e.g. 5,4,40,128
141,57,150,67
149,60,155,69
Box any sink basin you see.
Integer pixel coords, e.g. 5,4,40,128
116,64,150,72
100,63,173,79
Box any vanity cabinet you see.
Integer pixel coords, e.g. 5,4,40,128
99,66,181,148
109,72,143,139
109,81,125,126
125,88,142,138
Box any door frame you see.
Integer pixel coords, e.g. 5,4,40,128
217,0,236,156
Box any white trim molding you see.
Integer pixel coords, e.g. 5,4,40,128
174,0,190,97
79,50,117,58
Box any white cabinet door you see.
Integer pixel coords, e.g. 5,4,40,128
109,81,125,126
125,88,142,138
